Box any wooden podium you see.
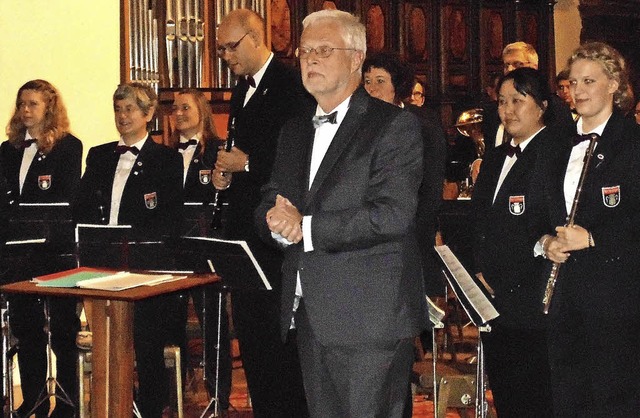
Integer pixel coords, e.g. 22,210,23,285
1,273,219,418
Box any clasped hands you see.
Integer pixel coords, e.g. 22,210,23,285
266,194,303,244
542,224,592,263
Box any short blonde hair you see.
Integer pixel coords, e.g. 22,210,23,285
302,10,366,57
503,42,539,68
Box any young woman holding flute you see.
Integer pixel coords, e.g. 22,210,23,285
536,42,640,416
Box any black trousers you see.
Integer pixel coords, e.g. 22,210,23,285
231,290,307,418
296,300,414,418
548,298,640,417
10,295,80,416
133,293,187,418
484,323,553,417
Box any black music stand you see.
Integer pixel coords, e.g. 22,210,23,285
434,245,499,418
1,203,77,417
176,236,270,418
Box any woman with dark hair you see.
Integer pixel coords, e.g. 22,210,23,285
363,52,446,418
537,42,640,416
170,89,233,412
472,67,555,416
0,79,82,418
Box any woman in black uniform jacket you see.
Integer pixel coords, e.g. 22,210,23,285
471,68,555,417
0,79,82,418
537,42,640,417
171,89,232,411
73,83,184,418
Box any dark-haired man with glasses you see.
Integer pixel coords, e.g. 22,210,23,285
212,8,310,417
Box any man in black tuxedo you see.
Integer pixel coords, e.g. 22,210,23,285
255,10,428,418
73,83,184,418
211,9,309,417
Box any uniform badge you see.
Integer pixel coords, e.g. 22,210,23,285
38,175,52,190
509,195,525,215
602,185,620,208
144,192,158,209
199,170,212,185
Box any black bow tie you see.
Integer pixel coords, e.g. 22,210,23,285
115,145,140,156
504,143,521,158
573,132,600,146
20,139,36,149
312,111,338,129
245,75,256,88
177,139,198,150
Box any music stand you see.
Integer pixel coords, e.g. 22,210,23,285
1,203,77,417
434,245,499,418
175,236,270,418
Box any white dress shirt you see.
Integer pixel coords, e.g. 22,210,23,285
18,132,38,195
178,134,199,185
563,116,608,214
243,53,274,107
109,136,147,225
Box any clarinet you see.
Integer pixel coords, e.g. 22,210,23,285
211,117,236,230
542,133,599,314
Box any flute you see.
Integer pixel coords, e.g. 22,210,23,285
542,133,599,314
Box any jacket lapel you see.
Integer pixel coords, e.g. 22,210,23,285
305,90,369,208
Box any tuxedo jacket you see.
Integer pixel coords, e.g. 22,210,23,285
472,128,551,328
0,134,82,203
225,57,312,283
406,104,447,295
73,137,183,239
182,137,221,203
536,111,640,320
255,88,429,345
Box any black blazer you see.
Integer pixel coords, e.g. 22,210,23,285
0,134,82,203
225,57,313,283
182,137,221,203
472,127,551,328
256,88,428,344
537,111,640,320
406,104,447,295
73,137,184,239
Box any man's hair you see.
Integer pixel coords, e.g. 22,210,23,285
502,41,539,68
556,68,570,83
302,10,366,56
222,8,266,45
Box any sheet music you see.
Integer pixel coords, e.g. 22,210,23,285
434,245,499,326
426,296,445,327
77,272,186,291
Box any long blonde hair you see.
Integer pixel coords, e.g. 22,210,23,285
6,79,70,154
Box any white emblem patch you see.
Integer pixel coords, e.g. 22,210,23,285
509,195,525,215
602,186,620,208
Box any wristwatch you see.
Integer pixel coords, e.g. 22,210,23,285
243,157,250,172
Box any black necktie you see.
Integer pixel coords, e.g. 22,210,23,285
504,143,521,158
246,75,256,88
573,132,599,146
177,139,198,150
20,139,36,149
115,145,140,156
312,111,338,129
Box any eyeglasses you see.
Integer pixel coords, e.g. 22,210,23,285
295,46,357,59
217,32,249,55
503,60,531,70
